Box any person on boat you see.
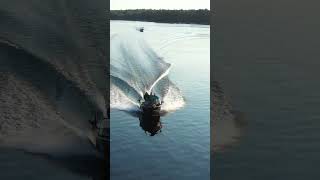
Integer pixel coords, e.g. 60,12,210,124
144,92,150,101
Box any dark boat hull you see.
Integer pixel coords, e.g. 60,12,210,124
140,105,161,115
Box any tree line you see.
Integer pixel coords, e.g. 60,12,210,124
110,9,210,25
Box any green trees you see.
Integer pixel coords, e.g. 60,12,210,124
110,9,210,25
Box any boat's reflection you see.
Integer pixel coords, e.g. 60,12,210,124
124,110,165,136
139,113,163,136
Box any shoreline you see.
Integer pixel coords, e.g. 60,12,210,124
110,9,210,25
110,19,209,25
110,19,210,27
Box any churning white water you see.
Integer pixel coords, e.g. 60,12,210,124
110,28,185,112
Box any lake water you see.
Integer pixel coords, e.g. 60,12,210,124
110,20,210,180
213,1,320,179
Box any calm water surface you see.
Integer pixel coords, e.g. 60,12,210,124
213,1,320,179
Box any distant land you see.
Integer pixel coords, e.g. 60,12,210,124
110,9,210,25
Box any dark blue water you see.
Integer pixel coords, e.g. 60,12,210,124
213,0,320,179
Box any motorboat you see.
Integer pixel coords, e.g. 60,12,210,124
89,110,109,155
139,92,162,115
136,27,144,32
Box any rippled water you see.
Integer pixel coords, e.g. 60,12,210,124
110,20,210,180
213,1,320,179
0,1,107,179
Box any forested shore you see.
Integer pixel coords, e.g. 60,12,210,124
110,9,210,25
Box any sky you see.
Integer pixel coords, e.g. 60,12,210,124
110,0,210,10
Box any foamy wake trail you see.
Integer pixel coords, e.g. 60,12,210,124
110,29,185,112
0,0,107,157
